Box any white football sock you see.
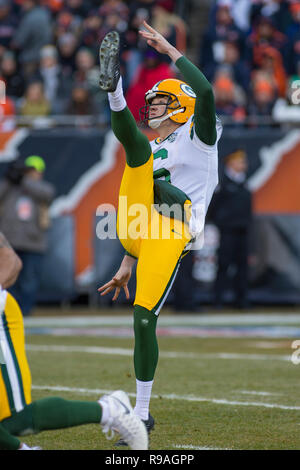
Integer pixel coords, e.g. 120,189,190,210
134,379,154,421
108,77,127,112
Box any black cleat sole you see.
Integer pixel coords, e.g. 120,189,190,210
99,31,120,92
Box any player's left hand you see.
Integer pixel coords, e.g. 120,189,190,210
139,21,173,55
98,266,131,301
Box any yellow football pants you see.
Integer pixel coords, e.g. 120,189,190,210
117,155,192,314
0,293,32,421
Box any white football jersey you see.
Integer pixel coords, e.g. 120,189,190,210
151,115,223,243
0,288,7,312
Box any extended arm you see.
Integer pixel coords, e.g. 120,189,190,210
139,21,217,145
175,57,217,145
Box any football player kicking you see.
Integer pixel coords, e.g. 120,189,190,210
0,232,148,450
98,22,222,446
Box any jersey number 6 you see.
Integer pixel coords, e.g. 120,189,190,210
153,148,171,183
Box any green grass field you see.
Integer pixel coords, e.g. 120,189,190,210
22,308,300,450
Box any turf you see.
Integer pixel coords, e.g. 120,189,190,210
20,311,300,451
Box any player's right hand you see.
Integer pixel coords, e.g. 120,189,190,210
98,265,132,301
139,21,172,55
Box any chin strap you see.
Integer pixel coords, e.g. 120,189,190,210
148,108,184,129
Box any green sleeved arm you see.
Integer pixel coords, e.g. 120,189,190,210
175,56,217,146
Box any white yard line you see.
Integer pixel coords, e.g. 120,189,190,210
239,391,281,397
25,344,200,359
248,341,292,349
25,344,292,362
31,384,300,411
23,313,300,327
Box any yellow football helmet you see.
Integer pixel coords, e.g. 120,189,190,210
139,78,196,129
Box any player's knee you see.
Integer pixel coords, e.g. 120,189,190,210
1,403,35,436
133,305,157,338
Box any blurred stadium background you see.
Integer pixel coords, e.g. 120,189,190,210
0,0,300,310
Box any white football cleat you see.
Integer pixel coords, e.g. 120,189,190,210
99,390,148,450
19,443,42,450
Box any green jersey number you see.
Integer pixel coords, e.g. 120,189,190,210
153,148,171,182
153,168,171,182
154,148,168,160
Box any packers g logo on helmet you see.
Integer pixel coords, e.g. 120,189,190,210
139,79,196,128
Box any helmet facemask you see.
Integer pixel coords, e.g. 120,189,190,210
139,91,185,129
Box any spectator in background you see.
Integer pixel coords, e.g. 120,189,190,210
248,71,278,125
253,45,287,97
97,0,129,88
11,0,53,78
200,1,246,73
126,49,175,121
65,83,95,116
47,0,64,16
19,80,51,117
56,32,78,77
122,0,179,90
74,47,97,85
209,0,252,34
64,0,91,19
54,9,82,40
151,4,178,56
73,47,102,112
156,0,176,13
204,39,251,92
213,72,246,124
229,0,252,33
123,1,154,88
286,1,300,40
98,0,129,44
81,10,104,58
250,0,293,35
247,15,289,70
209,150,252,310
286,2,300,75
0,51,25,100
0,0,18,57
0,156,55,316
36,44,73,113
